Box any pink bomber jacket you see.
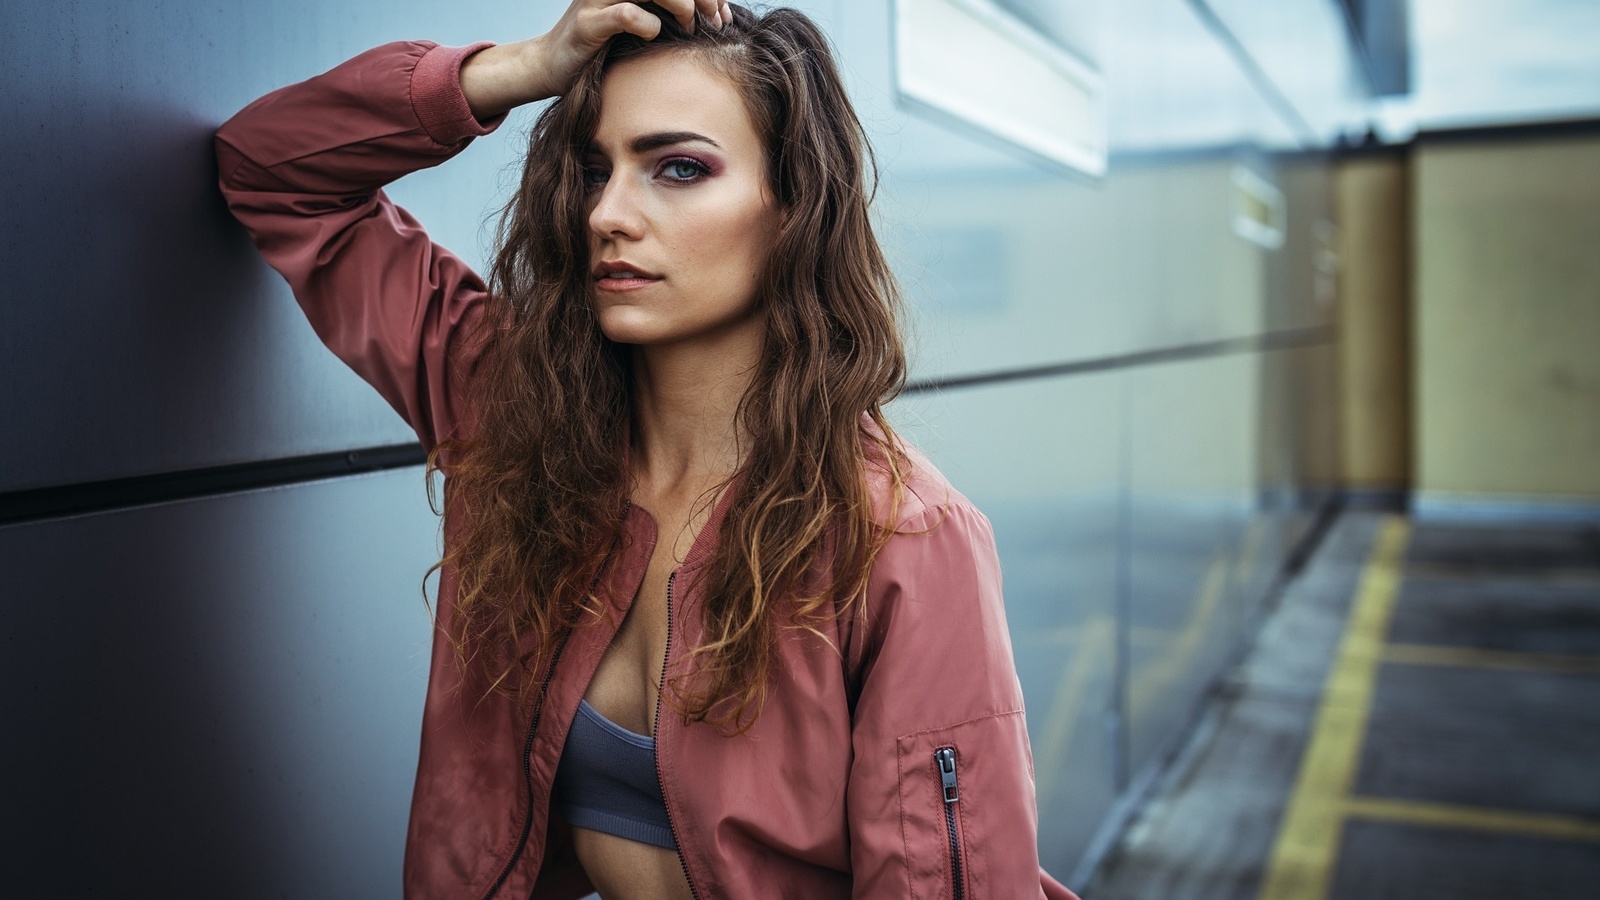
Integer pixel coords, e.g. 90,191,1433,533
214,39,1077,900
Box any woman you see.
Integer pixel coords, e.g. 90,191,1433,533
216,2,1075,897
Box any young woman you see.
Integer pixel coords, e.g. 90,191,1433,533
216,2,1075,897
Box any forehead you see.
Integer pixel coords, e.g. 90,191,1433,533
592,52,761,153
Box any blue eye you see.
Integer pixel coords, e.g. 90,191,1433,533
582,167,609,188
660,158,710,182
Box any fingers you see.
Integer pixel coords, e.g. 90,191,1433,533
604,2,664,41
695,0,724,30
646,0,695,33
592,0,729,45
644,0,727,33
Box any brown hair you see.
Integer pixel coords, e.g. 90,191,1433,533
426,3,907,730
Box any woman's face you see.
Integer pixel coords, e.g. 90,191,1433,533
584,52,782,350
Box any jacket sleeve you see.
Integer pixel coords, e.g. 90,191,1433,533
213,40,505,452
846,500,1078,900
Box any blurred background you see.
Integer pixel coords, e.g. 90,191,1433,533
1,0,1595,896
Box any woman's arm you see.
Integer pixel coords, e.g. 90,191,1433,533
845,500,1079,899
214,0,728,451
214,40,506,452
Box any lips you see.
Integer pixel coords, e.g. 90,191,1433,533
592,260,662,282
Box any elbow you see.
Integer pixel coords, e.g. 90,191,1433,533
212,131,246,196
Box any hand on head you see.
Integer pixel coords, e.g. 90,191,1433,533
461,1,734,118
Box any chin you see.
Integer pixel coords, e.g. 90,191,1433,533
594,302,762,349
595,310,668,346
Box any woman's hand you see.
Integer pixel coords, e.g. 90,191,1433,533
461,0,732,120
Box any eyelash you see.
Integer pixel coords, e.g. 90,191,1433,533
582,157,713,188
659,156,712,182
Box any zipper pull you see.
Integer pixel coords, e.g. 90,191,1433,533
936,747,959,804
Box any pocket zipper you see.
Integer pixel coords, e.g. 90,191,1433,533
935,747,966,900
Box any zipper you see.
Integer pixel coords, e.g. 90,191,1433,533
655,571,703,899
935,747,966,900
482,511,627,900
480,626,573,900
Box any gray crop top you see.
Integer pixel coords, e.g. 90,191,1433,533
551,699,678,851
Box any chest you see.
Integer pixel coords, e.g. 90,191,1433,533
581,492,711,736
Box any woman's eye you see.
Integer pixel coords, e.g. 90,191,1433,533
659,158,710,182
582,167,609,188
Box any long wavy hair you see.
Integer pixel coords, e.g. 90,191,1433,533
425,3,907,730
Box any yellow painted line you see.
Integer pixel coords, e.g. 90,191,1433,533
1344,795,1600,843
1384,642,1600,677
1033,526,1256,794
1259,516,1411,900
1033,616,1115,799
1129,558,1229,716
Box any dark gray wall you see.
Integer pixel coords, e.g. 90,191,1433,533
0,0,552,493
1,469,437,896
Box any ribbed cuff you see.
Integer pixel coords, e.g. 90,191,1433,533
410,41,505,146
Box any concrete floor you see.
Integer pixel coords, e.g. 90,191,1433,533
1084,512,1600,900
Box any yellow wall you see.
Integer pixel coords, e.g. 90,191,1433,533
1336,154,1412,493
1413,133,1600,505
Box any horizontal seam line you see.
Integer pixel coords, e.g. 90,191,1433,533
0,442,426,527
902,325,1332,394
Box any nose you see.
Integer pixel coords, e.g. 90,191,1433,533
588,171,646,243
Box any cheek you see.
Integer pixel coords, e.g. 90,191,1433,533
678,195,778,293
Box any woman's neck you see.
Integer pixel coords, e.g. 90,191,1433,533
627,327,762,497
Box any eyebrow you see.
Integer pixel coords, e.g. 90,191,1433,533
633,130,721,152
588,131,723,156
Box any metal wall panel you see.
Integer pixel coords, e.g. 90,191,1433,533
830,0,1344,385
882,170,1126,379
877,155,1275,380
0,0,557,493
1122,353,1260,774
0,468,438,896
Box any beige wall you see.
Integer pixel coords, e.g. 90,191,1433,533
1275,159,1344,494
1413,133,1600,505
1335,154,1412,492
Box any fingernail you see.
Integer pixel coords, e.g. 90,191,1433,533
712,10,723,29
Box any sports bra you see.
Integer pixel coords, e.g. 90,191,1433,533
551,699,678,851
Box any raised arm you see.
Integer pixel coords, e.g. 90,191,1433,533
459,0,736,120
214,0,730,451
214,39,506,452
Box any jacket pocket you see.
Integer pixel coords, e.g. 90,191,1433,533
895,711,1038,899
